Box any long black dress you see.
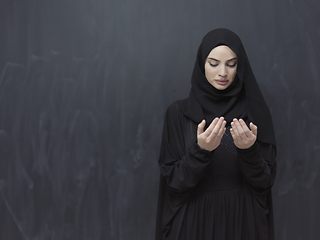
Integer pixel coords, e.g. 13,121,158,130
155,101,276,240
155,28,277,240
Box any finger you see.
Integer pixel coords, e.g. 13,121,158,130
234,118,249,139
209,119,226,138
197,120,205,137
231,119,242,140
204,117,220,136
230,127,235,139
217,121,227,137
239,119,253,138
230,127,238,142
250,122,258,136
239,119,250,131
208,118,225,139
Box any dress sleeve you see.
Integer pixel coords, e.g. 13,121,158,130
158,102,213,194
237,140,277,191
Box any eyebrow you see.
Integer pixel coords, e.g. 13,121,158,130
208,57,237,62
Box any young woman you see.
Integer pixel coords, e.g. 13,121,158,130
156,28,277,240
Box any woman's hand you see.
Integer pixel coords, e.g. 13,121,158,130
230,119,257,149
197,117,226,152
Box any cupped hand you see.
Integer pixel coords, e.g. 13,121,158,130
197,117,226,152
230,118,257,149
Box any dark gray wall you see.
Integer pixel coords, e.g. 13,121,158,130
0,0,319,239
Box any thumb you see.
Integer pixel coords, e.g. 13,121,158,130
250,122,258,136
197,120,205,136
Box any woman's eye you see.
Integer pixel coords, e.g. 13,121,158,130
209,62,218,67
227,63,237,67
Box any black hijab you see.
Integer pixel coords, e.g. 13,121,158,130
179,28,276,147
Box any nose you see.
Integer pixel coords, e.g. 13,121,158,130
219,66,227,77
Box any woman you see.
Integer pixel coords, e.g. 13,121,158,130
155,28,277,240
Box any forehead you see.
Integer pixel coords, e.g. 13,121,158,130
207,45,237,59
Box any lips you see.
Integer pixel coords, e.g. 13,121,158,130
215,79,229,85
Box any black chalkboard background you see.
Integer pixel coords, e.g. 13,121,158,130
0,0,319,239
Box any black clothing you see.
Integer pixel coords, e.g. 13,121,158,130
156,29,277,240
182,28,276,147
156,102,276,240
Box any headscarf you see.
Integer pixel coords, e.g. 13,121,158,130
179,28,276,147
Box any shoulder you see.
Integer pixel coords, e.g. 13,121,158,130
166,98,188,114
165,98,188,120
162,100,189,143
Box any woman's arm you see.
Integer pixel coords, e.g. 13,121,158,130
158,103,225,194
230,118,276,190
159,141,213,193
237,141,276,190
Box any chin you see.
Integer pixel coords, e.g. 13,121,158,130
213,84,229,90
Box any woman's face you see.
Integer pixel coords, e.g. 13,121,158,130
204,45,237,90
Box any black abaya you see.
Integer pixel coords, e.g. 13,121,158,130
155,101,276,240
155,29,277,240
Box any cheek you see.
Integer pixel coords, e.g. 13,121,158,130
204,66,217,79
204,65,210,79
230,69,237,81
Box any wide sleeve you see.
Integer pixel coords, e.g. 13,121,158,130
237,140,277,191
158,102,213,194
237,141,277,240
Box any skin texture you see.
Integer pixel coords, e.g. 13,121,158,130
197,46,257,151
230,118,257,149
197,117,226,152
204,45,238,90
